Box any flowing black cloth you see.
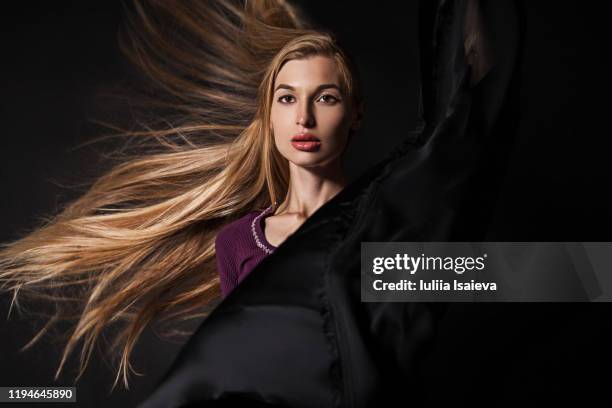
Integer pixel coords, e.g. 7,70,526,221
139,1,526,407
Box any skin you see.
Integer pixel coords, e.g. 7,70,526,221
266,55,362,247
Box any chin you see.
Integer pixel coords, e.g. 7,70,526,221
290,154,342,169
290,156,325,168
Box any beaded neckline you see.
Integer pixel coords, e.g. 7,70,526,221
251,204,277,254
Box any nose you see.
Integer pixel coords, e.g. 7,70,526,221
296,102,315,129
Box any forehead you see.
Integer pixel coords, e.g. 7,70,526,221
274,55,341,89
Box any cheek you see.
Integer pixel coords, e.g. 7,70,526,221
317,108,351,134
270,106,293,136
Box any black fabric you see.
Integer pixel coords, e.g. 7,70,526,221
139,1,526,407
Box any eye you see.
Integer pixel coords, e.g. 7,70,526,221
277,94,295,104
317,94,340,104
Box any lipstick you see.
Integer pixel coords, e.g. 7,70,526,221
291,134,321,152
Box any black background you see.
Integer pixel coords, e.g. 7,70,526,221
1,1,611,407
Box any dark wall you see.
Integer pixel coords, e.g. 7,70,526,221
0,3,182,407
486,2,612,240
0,1,610,407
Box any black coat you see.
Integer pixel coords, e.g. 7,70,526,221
139,1,528,407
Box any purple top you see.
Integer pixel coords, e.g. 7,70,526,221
215,205,277,298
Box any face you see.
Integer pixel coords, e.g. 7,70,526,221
270,55,357,169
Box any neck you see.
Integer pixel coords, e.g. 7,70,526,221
275,159,346,218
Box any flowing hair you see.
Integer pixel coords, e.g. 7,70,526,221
0,0,363,391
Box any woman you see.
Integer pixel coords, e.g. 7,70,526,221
139,1,524,408
215,35,363,297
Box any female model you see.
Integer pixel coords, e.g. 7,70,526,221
215,40,363,298
1,0,523,406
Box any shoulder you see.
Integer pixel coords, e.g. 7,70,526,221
215,210,260,250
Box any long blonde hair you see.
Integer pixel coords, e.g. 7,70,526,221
0,0,362,391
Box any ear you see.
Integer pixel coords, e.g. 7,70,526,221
350,101,365,131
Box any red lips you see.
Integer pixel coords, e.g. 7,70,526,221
291,133,321,152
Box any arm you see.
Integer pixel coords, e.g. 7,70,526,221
215,231,239,298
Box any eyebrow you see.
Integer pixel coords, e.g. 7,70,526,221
274,83,342,93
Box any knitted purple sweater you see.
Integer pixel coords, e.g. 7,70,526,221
215,205,277,297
